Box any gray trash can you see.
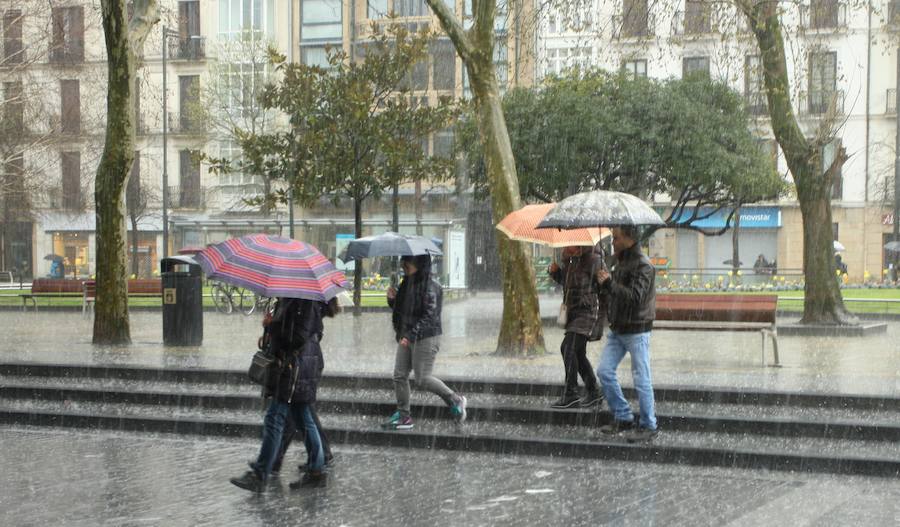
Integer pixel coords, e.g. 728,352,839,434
161,256,203,346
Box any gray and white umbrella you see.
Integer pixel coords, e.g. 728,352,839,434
537,190,665,229
884,241,900,254
340,232,443,262
833,240,846,253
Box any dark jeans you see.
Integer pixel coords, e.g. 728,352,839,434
251,399,325,480
560,332,599,397
272,403,332,472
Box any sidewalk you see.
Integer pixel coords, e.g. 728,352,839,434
2,293,899,397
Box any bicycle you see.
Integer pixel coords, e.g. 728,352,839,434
210,281,270,315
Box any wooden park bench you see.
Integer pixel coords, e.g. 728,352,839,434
22,278,162,313
654,294,780,367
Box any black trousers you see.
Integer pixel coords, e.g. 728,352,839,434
560,332,599,397
272,403,332,472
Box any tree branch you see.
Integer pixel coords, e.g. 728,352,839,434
424,0,475,62
127,0,160,55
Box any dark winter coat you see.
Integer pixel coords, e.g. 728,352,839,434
602,243,656,334
549,249,608,338
265,298,325,404
388,255,443,343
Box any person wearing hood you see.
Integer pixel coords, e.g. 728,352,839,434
382,254,467,430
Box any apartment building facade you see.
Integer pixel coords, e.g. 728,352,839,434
535,0,900,280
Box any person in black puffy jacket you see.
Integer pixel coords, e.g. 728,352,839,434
381,254,467,430
230,297,334,492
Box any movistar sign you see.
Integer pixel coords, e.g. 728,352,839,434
672,207,781,229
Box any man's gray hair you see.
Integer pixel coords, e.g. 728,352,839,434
617,225,640,241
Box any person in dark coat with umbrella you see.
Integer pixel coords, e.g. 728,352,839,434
547,245,606,409
381,254,467,430
231,297,333,492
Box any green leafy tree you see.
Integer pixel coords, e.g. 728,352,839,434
232,24,457,310
459,71,785,234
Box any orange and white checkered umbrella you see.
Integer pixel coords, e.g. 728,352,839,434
497,203,610,248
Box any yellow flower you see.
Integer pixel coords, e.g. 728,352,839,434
705,283,711,289
835,269,841,276
727,271,733,277
736,270,743,276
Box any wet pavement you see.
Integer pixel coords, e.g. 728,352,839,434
2,426,899,526
2,293,899,396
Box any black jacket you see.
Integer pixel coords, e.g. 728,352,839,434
549,249,608,338
602,243,655,334
266,298,325,404
389,258,443,343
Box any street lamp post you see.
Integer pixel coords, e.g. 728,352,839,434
161,26,180,259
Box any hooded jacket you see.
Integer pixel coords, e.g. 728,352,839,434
601,243,656,334
266,298,325,404
389,254,443,343
549,248,608,338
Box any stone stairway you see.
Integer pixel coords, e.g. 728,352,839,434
1,362,899,477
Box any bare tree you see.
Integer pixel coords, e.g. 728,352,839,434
93,0,160,345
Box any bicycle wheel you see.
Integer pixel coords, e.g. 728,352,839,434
212,284,233,314
239,289,258,316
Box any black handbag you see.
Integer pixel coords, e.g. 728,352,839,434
248,349,277,387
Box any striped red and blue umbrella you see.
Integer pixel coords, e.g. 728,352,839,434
196,234,348,302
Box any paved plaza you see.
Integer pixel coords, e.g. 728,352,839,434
3,293,899,396
2,426,899,527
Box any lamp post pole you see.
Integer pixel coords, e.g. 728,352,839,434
161,26,179,258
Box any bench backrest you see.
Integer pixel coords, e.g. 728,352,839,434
31,278,85,294
656,294,778,324
84,280,96,299
128,279,161,294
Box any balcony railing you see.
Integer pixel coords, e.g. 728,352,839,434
167,36,206,61
887,89,897,114
799,1,847,31
167,113,205,135
355,19,428,38
167,185,205,209
612,12,655,39
745,91,769,116
890,0,900,26
799,89,844,116
672,9,714,36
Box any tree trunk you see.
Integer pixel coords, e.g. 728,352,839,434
742,1,856,326
353,195,363,316
94,0,159,344
731,207,740,276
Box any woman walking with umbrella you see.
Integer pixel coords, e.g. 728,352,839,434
382,253,467,430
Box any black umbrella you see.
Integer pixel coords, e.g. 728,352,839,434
537,190,665,229
340,232,443,262
723,259,743,266
885,241,900,254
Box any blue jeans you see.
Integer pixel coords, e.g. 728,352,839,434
252,400,325,480
597,331,657,430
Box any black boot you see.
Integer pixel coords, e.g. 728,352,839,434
290,470,327,489
230,470,265,493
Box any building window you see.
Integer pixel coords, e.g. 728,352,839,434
300,45,332,67
432,39,456,91
179,75,200,131
622,0,650,38
683,56,710,79
300,0,343,41
395,0,429,17
219,0,276,37
3,10,23,64
368,0,389,19
808,50,837,114
820,139,842,199
3,81,23,129
433,128,454,159
61,151,81,211
684,0,711,34
809,0,839,29
51,6,84,63
174,0,204,59
547,48,569,77
60,79,80,135
179,149,202,208
494,40,508,91
403,57,429,91
622,59,647,78
744,55,767,115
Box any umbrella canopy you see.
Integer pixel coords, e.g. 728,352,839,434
196,234,348,302
340,232,443,262
177,245,206,255
833,240,846,253
537,190,665,229
722,259,743,266
884,241,900,254
497,203,610,247
43,254,64,262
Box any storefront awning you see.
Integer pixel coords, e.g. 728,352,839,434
669,206,781,229
39,212,163,233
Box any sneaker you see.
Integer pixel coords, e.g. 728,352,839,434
230,470,265,493
551,394,581,409
626,427,659,444
381,411,414,430
599,420,634,435
579,392,603,408
450,395,468,424
289,471,327,489
298,453,335,473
